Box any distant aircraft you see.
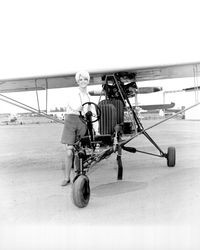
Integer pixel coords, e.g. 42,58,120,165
136,102,175,111
8,113,17,122
1,113,18,124
0,61,200,208
48,111,65,121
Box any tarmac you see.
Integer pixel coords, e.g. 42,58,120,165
0,119,200,250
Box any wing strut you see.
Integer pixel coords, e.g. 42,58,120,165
193,64,200,104
0,93,64,124
45,78,48,113
35,79,41,113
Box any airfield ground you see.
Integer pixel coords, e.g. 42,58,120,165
0,120,200,249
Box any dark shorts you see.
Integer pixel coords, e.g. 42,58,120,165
61,114,87,145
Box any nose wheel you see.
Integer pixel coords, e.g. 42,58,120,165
72,175,90,208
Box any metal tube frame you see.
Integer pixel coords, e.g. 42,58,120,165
110,73,166,158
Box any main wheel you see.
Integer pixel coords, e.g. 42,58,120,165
167,147,176,167
72,175,90,208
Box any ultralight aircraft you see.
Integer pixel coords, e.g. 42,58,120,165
0,61,200,208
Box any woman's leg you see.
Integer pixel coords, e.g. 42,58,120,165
61,144,74,186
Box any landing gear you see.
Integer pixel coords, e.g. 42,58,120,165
167,147,176,167
72,175,90,208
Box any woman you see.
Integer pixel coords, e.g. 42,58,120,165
61,70,93,186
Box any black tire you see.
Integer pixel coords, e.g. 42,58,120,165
72,175,90,208
167,147,176,167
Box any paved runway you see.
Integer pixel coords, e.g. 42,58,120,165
1,120,200,249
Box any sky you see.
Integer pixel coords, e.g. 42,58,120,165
0,0,200,113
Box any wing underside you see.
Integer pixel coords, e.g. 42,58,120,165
0,62,200,93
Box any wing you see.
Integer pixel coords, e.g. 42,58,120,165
0,61,199,93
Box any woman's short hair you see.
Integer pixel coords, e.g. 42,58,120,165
75,70,90,82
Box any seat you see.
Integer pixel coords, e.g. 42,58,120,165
98,99,124,135
80,99,124,148
98,99,124,124
98,103,117,135
80,104,116,147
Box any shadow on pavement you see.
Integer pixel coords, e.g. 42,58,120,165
92,181,148,197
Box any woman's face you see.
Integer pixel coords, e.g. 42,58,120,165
77,75,89,88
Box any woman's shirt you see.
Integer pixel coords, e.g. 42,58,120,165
66,90,90,115
65,89,99,133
